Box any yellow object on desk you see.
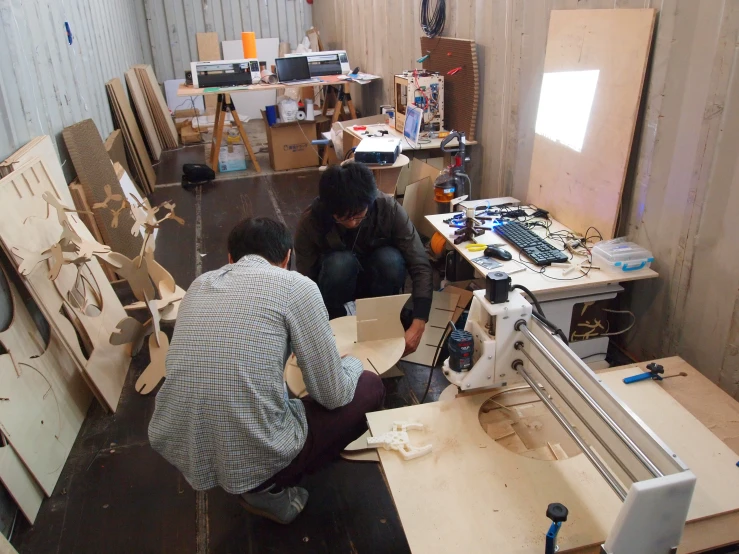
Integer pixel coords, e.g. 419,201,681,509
465,244,488,252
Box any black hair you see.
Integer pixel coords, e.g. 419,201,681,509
227,217,292,264
318,163,377,218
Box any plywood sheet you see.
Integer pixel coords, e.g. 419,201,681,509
197,32,221,112
368,366,739,553
0,159,131,412
0,266,91,496
134,65,179,149
421,37,480,140
526,9,656,239
104,130,131,180
285,315,405,397
62,119,143,259
0,441,43,524
0,136,71,207
125,69,163,161
106,78,156,194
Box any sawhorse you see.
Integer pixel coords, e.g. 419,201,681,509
209,93,261,173
320,83,358,165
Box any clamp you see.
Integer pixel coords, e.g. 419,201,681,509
545,502,568,554
623,362,664,384
366,421,433,461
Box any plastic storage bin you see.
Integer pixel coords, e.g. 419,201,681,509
592,238,654,272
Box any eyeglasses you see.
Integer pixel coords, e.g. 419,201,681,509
334,212,367,224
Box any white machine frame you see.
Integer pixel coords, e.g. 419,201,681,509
285,50,351,76
443,289,696,554
190,59,260,88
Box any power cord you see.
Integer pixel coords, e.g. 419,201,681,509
420,0,446,38
420,320,454,403
510,283,569,345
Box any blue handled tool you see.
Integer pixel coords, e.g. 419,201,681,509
544,503,568,554
623,363,664,384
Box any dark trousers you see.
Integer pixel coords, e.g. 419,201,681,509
259,372,386,490
317,246,407,319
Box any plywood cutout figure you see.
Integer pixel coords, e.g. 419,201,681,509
135,331,168,394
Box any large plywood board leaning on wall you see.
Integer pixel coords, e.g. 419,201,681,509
106,78,156,195
125,68,163,162
0,439,44,524
0,265,91,496
0,158,131,412
367,365,739,553
421,37,479,141
526,9,656,240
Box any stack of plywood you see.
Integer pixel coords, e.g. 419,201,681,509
131,65,179,151
106,78,156,195
0,137,132,524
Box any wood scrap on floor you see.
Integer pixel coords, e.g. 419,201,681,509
106,78,156,195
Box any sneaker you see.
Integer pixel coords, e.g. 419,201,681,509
238,486,309,524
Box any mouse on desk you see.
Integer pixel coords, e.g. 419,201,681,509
485,245,512,261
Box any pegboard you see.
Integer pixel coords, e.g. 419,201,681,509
421,37,479,140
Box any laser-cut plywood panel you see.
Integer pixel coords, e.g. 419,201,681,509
526,9,656,239
0,158,131,412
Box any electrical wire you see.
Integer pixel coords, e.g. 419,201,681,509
510,283,569,345
420,0,446,38
420,320,454,403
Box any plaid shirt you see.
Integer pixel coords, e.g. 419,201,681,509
148,255,363,493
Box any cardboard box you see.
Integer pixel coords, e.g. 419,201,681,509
219,144,247,172
261,110,320,171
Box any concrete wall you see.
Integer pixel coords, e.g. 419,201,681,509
314,0,739,400
0,0,152,180
143,0,313,82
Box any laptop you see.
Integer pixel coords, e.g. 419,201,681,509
275,57,319,84
403,105,424,149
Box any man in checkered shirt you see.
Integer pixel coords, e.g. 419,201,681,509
148,217,385,524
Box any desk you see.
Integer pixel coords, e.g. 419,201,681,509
344,122,479,151
178,76,379,174
426,198,658,360
368,356,739,553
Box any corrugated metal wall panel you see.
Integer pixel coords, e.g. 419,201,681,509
145,0,314,83
0,0,152,181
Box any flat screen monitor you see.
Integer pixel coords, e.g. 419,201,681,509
403,105,423,149
275,57,311,83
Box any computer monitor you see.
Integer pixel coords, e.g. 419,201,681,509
275,57,311,83
403,105,423,149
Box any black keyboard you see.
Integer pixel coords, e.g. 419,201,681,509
493,221,569,266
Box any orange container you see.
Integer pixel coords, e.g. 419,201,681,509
241,32,257,58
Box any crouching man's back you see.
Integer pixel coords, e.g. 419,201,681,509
149,217,385,524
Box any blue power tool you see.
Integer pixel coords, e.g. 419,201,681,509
623,362,664,384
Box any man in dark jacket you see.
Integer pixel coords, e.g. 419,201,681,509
294,163,433,355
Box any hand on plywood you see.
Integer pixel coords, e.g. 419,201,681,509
403,319,426,356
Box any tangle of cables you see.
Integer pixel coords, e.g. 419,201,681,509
420,0,446,38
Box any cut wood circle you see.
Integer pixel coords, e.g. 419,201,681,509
285,316,405,397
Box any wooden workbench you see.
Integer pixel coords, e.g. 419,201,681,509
425,202,658,296
367,357,739,553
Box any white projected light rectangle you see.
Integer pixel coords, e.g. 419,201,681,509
535,70,600,152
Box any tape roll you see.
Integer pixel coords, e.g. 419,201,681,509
296,111,307,121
